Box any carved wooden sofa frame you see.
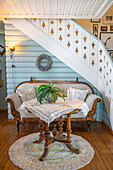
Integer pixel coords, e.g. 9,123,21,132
6,77,101,132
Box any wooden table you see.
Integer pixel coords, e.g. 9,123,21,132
33,109,80,161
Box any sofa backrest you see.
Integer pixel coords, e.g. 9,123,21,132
15,77,94,95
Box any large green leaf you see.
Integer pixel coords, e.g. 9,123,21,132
37,84,49,94
51,93,56,103
56,93,65,101
36,87,46,95
47,92,50,100
37,92,44,104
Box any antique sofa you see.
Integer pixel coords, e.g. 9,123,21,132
6,77,101,132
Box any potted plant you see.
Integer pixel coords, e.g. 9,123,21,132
37,82,66,104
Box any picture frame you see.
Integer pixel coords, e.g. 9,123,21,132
107,50,113,54
93,24,98,31
106,16,112,21
103,15,113,24
101,26,107,31
110,25,113,31
93,31,98,38
100,32,113,50
110,52,113,60
91,19,100,23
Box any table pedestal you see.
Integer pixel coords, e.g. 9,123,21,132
33,113,80,161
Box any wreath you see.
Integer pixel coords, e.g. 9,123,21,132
36,54,53,71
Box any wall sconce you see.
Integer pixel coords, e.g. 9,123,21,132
8,45,15,58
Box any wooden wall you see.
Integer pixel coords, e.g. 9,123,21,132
5,23,103,123
0,22,7,110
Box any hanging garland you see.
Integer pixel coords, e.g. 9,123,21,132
36,54,53,71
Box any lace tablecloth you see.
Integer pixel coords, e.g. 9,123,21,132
18,98,89,124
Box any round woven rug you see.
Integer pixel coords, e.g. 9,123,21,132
9,133,94,170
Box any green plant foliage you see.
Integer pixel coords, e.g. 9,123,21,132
37,82,66,104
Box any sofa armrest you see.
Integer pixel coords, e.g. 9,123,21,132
86,94,101,118
5,93,22,119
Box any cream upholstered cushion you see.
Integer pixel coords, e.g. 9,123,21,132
6,93,22,112
18,87,36,102
70,87,89,101
86,94,101,110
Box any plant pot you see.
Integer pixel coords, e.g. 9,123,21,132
45,94,58,103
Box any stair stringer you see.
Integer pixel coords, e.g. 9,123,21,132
4,19,113,130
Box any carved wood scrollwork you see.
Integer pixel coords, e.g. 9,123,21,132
86,98,101,118
5,98,20,119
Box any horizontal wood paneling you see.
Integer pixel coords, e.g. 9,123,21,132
5,41,40,46
5,30,25,35
6,72,77,79
6,62,67,68
6,56,60,62
6,51,55,56
6,67,75,73
6,46,48,52
5,35,31,41
103,116,111,128
0,23,7,110
4,24,17,30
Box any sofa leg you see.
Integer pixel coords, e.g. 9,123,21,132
82,121,85,127
87,120,90,132
16,120,20,132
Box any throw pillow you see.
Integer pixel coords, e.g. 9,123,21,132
18,87,36,102
69,87,89,101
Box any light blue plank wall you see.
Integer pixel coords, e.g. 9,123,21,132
5,23,105,123
0,22,7,109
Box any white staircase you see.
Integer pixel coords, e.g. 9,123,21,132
5,18,113,130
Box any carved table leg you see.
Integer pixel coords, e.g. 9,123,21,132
58,116,63,133
67,114,72,143
39,123,50,161
33,119,44,144
65,114,80,154
58,116,64,135
57,116,66,139
65,143,80,154
35,112,80,161
52,124,57,137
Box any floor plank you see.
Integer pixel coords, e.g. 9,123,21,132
0,112,113,170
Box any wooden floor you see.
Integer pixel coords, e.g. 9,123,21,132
0,112,113,170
